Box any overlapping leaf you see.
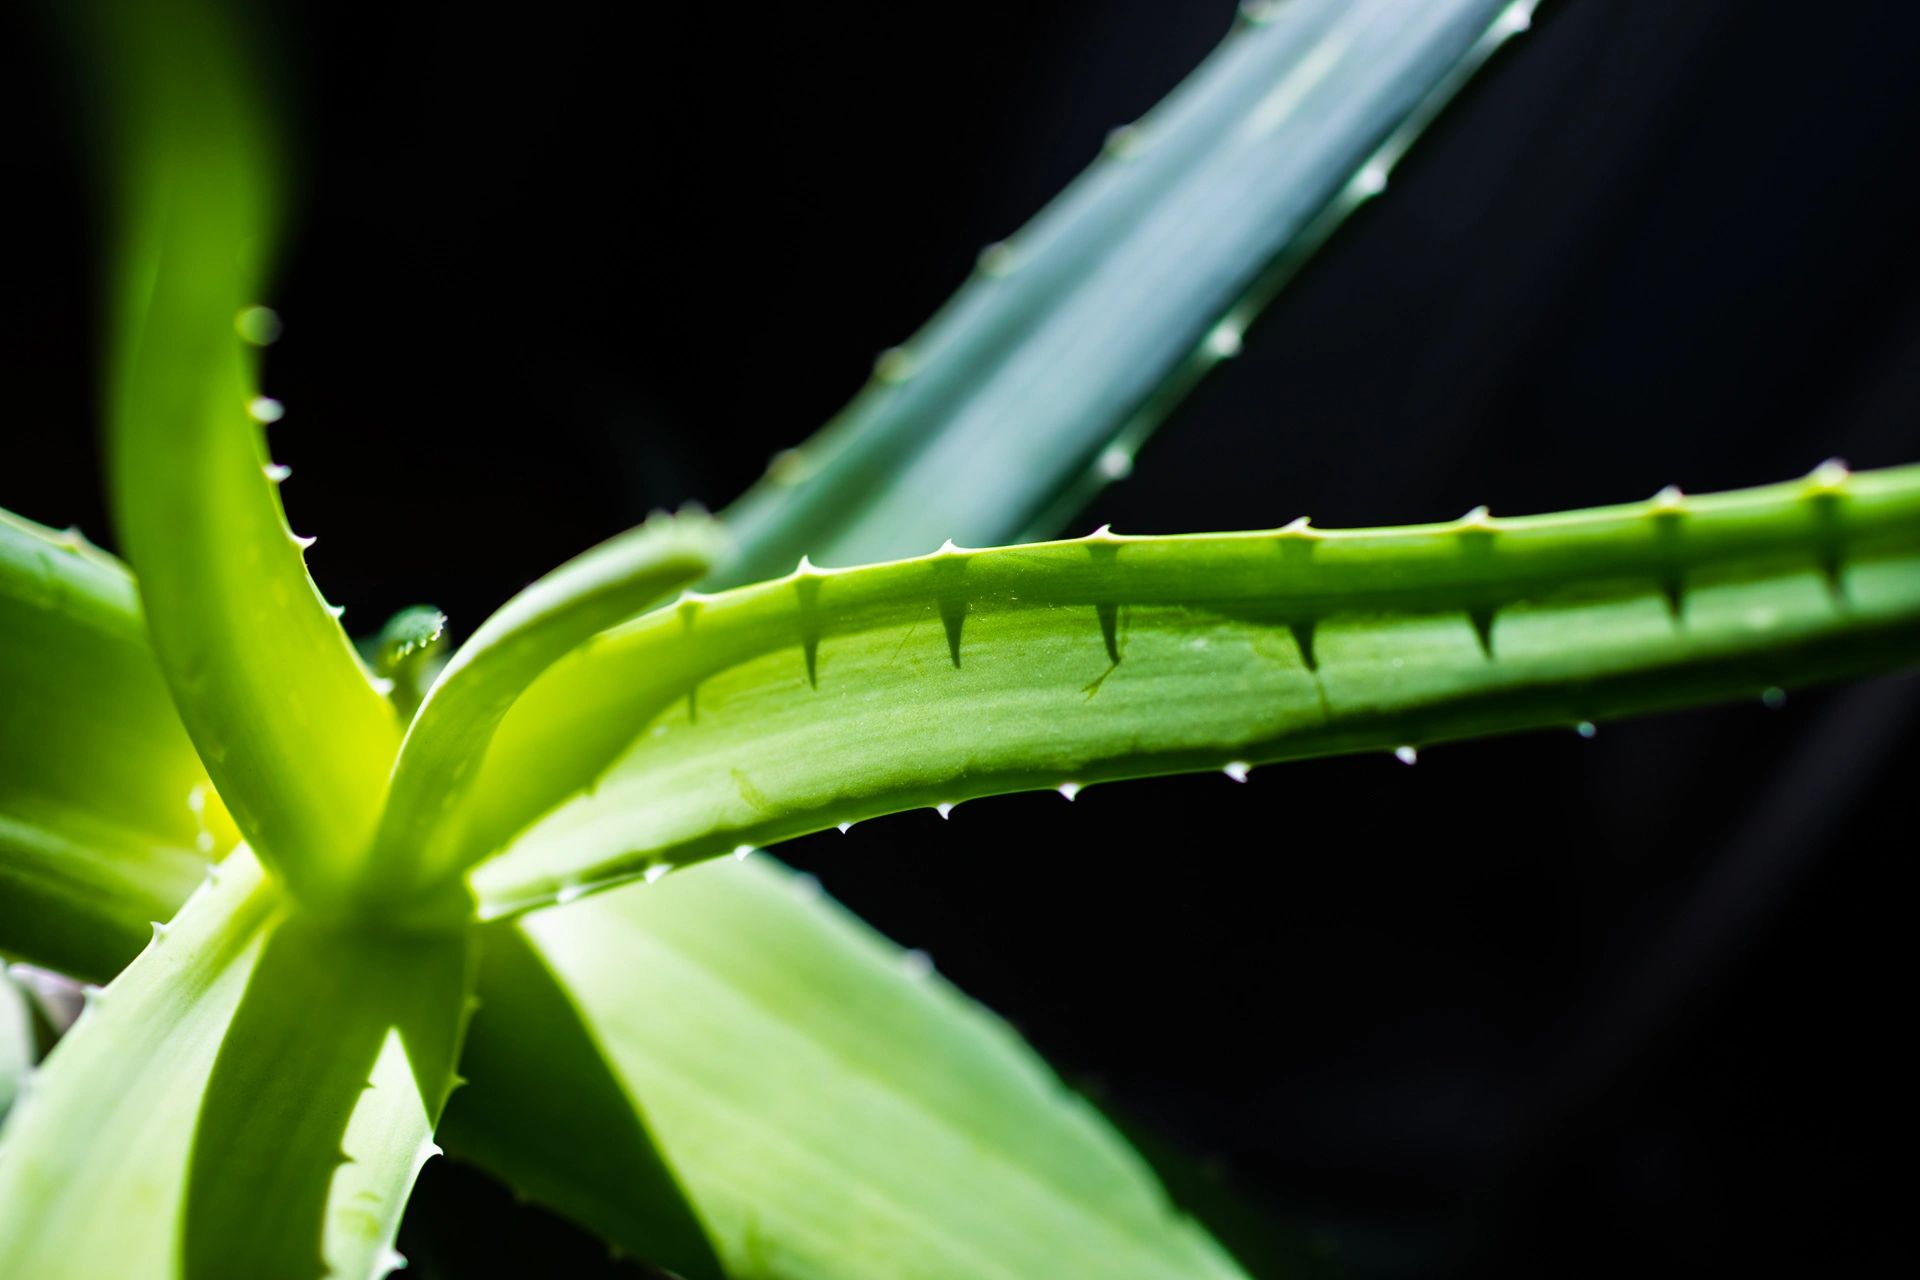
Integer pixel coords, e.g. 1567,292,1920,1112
367,512,721,905
0,850,472,1280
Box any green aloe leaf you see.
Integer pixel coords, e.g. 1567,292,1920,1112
445,855,1247,1280
711,0,1538,587
0,507,232,981
364,512,722,907
465,463,1920,914
94,0,399,904
0,848,473,1280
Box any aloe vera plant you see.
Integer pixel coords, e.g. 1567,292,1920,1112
3,0,1917,1276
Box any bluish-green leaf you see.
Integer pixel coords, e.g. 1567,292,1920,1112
711,0,1538,586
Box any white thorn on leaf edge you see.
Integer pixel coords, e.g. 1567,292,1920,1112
1204,321,1244,359
1222,761,1251,783
1808,457,1850,490
1097,445,1134,480
1350,161,1390,198
1494,0,1536,38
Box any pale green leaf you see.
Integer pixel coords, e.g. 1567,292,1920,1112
0,507,233,981
467,464,1920,914
711,0,1537,586
362,512,722,906
94,0,400,905
445,855,1247,1280
0,848,473,1280
0,967,34,1125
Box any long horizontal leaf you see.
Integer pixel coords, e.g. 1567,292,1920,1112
711,0,1537,587
0,507,233,980
0,847,472,1280
95,0,400,904
444,855,1246,1280
468,463,1920,913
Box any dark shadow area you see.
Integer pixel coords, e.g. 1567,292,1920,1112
432,923,721,1280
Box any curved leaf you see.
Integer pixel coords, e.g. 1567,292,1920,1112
469,464,1920,914
363,512,721,906
94,0,400,904
0,507,232,980
445,856,1246,1280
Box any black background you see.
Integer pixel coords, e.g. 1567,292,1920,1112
4,0,1917,1275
